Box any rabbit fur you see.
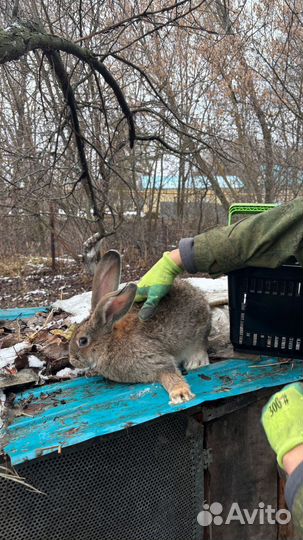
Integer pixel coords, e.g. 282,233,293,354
69,250,211,404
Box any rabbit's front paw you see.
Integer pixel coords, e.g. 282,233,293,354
169,383,195,405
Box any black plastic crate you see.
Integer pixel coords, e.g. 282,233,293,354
228,261,303,358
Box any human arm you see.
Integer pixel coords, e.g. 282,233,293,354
261,383,303,536
284,448,303,535
136,198,303,320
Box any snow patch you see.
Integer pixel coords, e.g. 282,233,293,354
0,390,6,430
28,355,45,369
53,291,91,323
0,341,30,369
56,367,87,378
25,289,47,296
186,276,228,292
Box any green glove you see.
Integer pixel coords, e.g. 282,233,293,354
135,252,183,321
261,382,303,469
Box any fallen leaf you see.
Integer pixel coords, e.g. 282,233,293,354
50,324,77,341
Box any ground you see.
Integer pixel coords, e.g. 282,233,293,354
0,255,230,393
0,256,147,309
0,255,208,309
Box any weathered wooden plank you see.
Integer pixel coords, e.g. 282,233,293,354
205,393,278,540
201,388,275,422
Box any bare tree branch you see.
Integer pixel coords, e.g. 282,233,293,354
0,21,135,147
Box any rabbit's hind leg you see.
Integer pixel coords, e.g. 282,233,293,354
181,343,209,371
159,370,195,405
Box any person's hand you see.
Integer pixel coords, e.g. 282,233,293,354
135,252,183,321
261,382,303,469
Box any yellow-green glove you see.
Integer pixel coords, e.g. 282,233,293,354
135,252,183,321
261,382,303,469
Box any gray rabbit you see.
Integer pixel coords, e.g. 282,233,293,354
69,250,211,404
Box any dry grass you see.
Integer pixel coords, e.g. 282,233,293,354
0,255,89,309
0,256,53,277
0,465,45,494
0,257,26,277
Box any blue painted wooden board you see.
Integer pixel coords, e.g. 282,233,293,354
3,357,303,466
0,307,49,321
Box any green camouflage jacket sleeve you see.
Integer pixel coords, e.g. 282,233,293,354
179,198,303,276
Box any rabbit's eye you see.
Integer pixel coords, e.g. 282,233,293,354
78,336,89,347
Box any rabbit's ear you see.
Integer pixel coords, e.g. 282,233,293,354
91,250,121,311
94,283,137,325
